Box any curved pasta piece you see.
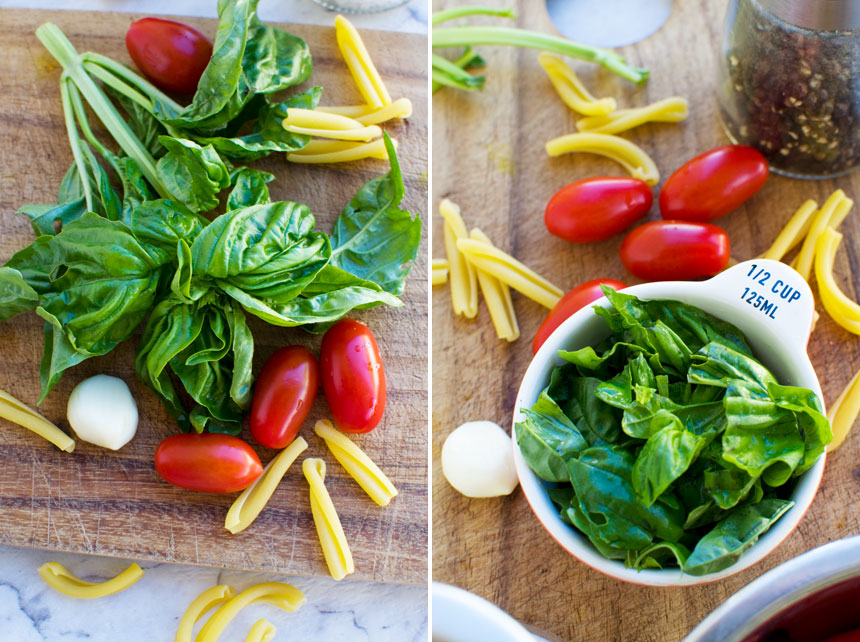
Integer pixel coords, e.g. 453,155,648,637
245,619,276,642
432,258,449,285
469,229,520,341
0,390,75,452
318,99,413,125
538,53,616,116
575,97,689,135
38,562,143,598
315,104,376,118
287,138,392,164
456,238,563,309
815,228,860,335
225,436,308,534
828,367,860,452
303,458,354,581
174,585,236,642
283,108,366,131
335,15,391,108
762,199,818,261
315,419,398,506
196,582,306,642
545,133,660,185
793,189,850,281
283,124,382,142
439,199,478,318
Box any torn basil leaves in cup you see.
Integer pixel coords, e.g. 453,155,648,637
516,287,831,576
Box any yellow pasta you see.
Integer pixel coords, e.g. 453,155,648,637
284,124,382,142
815,228,860,335
793,189,850,281
431,258,449,285
38,562,143,599
225,437,308,535
287,138,392,164
335,15,391,108
762,199,818,261
318,99,413,125
283,108,366,131
545,133,660,185
828,366,860,452
315,419,398,506
575,97,689,135
439,199,478,318
456,238,563,309
0,390,75,452
245,619,276,642
315,104,376,118
469,229,520,341
303,458,355,580
174,585,236,642
196,582,306,642
538,53,616,116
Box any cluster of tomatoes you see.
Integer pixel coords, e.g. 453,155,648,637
154,319,387,493
534,145,769,354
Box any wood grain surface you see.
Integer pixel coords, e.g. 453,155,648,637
432,0,860,638
0,8,427,584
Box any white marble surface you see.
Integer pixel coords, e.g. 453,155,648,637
0,1,427,640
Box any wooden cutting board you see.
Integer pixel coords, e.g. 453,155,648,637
433,0,860,637
0,8,427,585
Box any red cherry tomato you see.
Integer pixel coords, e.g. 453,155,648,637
320,319,386,433
154,433,262,493
126,18,213,94
250,346,319,449
620,221,730,281
533,278,627,354
545,177,653,243
660,145,768,221
824,631,860,642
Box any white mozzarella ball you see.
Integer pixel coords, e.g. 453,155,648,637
67,375,139,450
442,420,519,498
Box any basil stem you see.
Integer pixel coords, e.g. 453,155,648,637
35,23,172,199
58,78,94,212
432,6,516,25
433,26,650,85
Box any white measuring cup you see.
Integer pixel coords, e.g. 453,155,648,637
512,259,824,586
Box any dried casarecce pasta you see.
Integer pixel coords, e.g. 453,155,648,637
538,53,616,116
38,562,143,598
828,366,860,452
793,189,851,281
245,619,277,642
287,138,392,164
174,584,236,642
432,258,449,285
315,419,398,506
316,98,413,125
303,458,355,580
576,97,689,135
762,199,818,261
196,582,305,642
0,389,75,452
439,198,478,318
469,229,520,341
282,108,381,141
456,238,563,309
335,15,392,108
545,132,660,185
225,436,308,534
815,227,860,335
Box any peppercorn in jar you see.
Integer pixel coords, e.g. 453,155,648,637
717,0,860,179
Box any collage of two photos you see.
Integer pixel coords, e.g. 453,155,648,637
2,0,860,639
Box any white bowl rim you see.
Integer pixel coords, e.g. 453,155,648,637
431,581,536,642
511,260,826,587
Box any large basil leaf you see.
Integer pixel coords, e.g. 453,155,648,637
549,368,621,445
155,137,231,213
0,267,40,322
689,342,777,392
226,167,273,211
124,199,208,264
515,390,588,482
5,213,165,399
329,135,422,296
684,499,794,576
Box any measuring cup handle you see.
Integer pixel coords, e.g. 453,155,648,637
702,259,815,348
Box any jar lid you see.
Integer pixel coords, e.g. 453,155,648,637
759,0,860,31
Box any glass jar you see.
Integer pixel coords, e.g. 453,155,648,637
311,0,409,13
717,0,860,179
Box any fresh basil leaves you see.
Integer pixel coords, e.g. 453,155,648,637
516,288,831,576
